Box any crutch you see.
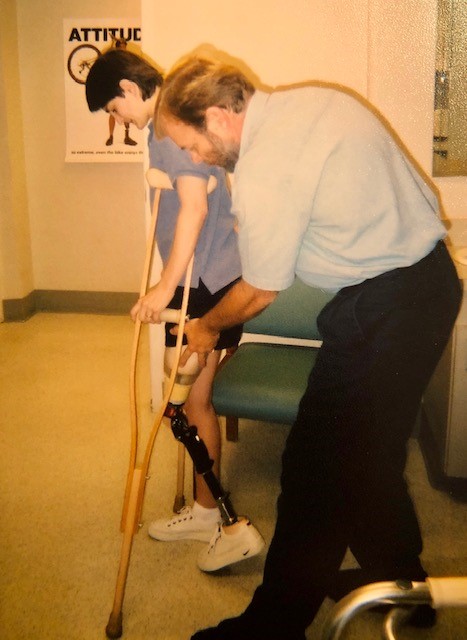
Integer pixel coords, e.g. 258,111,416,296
321,577,467,640
105,169,216,639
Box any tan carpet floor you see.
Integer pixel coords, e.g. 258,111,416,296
1,313,466,640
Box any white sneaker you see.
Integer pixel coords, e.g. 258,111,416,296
148,505,220,543
197,518,265,572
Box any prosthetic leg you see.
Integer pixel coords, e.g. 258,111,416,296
167,405,238,524
162,346,238,527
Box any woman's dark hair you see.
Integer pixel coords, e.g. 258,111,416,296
86,49,163,112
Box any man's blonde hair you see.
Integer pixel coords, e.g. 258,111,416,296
157,57,255,131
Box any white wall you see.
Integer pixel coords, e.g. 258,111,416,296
9,0,145,300
368,0,465,220
143,0,466,222
0,0,34,306
2,0,466,310
144,0,369,92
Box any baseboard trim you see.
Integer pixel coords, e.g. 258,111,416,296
2,291,36,322
3,290,137,322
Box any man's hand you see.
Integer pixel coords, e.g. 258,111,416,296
171,318,220,367
170,278,277,367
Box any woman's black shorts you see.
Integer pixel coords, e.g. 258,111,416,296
165,278,243,350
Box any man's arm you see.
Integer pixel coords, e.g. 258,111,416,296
176,278,278,366
131,175,208,323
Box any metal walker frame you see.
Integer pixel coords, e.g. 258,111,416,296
322,577,467,639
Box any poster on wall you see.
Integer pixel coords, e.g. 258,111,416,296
64,18,144,163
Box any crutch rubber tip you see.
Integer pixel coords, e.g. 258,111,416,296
106,612,123,639
173,495,186,513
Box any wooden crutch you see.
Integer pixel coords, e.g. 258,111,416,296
105,169,217,639
119,168,184,532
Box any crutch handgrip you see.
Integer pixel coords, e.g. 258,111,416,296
146,168,173,190
427,577,467,608
159,308,185,324
146,167,218,194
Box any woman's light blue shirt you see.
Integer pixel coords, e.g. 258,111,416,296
148,127,241,293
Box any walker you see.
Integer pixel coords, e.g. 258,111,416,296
322,577,467,639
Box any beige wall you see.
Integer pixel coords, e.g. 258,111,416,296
2,0,466,311
144,0,466,221
19,0,146,293
0,0,34,312
146,0,369,92
1,0,145,308
367,0,465,220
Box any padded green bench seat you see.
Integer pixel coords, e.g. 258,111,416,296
211,279,334,432
212,341,319,425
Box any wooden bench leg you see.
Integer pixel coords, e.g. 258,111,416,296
217,347,240,442
226,416,239,442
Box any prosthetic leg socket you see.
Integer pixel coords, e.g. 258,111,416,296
164,347,200,405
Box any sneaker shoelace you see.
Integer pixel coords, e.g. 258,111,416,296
167,506,194,527
207,525,222,553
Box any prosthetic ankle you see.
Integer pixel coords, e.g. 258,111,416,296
163,346,238,527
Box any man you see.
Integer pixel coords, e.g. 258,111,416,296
85,50,264,572
156,56,462,639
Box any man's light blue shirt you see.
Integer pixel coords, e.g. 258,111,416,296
233,88,446,292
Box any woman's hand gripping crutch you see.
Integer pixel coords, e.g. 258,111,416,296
105,169,217,639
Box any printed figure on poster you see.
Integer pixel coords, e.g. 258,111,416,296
64,19,144,163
